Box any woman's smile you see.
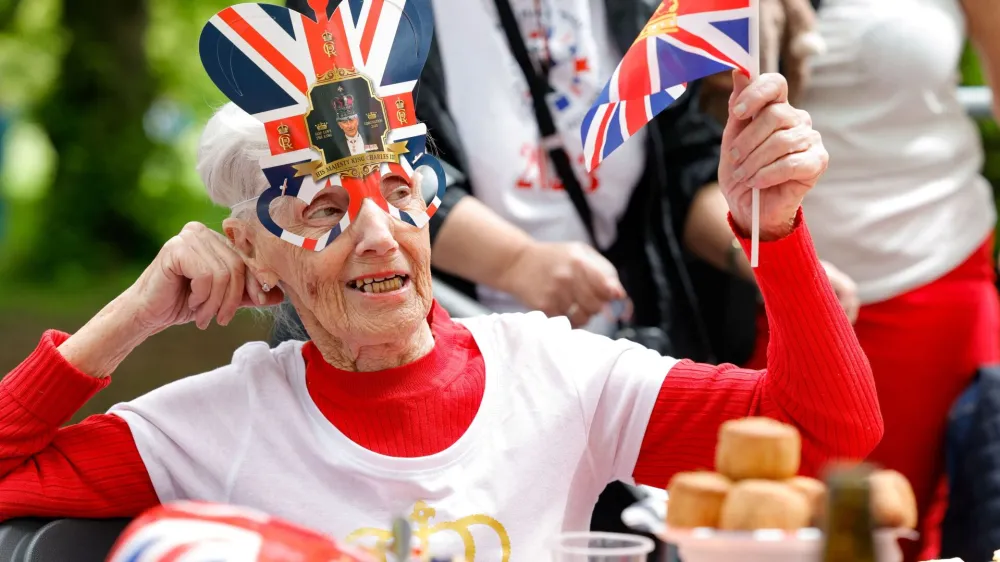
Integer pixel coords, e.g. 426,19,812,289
346,271,411,299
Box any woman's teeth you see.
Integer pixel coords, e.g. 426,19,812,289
351,275,406,293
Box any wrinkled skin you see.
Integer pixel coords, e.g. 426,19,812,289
718,71,828,240
226,173,434,371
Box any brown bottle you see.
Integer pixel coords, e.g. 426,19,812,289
821,463,879,562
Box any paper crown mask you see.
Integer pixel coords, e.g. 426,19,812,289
199,0,446,251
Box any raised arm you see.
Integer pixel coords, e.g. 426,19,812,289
633,72,882,488
0,222,281,520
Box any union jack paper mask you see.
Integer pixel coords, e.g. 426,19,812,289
200,0,446,251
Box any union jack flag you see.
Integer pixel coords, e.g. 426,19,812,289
581,0,756,172
107,501,372,561
200,0,446,251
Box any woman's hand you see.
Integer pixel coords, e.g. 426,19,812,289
58,222,284,378
719,71,829,240
127,222,284,333
502,241,626,328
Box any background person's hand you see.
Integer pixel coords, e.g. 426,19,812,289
821,260,860,324
719,71,829,240
501,241,626,328
760,0,825,104
125,222,284,335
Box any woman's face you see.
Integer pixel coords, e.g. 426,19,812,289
253,172,433,349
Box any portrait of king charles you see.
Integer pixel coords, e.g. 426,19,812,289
306,76,389,164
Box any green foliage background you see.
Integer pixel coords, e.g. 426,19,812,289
0,0,277,307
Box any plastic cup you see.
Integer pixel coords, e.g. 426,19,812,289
551,531,655,562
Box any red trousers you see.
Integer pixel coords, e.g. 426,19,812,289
745,236,1000,561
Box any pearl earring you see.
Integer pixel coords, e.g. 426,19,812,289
262,283,271,293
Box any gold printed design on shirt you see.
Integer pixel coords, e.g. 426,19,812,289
346,501,511,561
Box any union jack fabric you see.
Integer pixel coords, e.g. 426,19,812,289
199,0,447,251
581,0,755,172
106,501,372,561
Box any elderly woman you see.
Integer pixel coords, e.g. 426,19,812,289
0,70,880,558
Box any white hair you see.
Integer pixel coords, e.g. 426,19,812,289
196,103,307,339
196,103,272,215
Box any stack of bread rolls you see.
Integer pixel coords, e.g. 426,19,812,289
665,417,917,532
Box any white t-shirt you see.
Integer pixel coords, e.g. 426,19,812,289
800,0,995,304
108,312,675,561
431,0,647,328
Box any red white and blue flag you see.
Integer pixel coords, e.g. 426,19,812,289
581,0,756,172
107,501,371,561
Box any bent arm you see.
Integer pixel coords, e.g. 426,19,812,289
430,195,536,296
633,212,882,488
0,331,159,521
683,183,754,282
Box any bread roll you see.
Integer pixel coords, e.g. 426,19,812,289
787,476,826,522
870,469,917,529
716,417,801,480
719,480,811,531
666,472,732,528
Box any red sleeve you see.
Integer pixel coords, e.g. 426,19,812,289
633,211,883,488
0,330,160,521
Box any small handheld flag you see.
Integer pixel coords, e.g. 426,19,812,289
581,0,762,265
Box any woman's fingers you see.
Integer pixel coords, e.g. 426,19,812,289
177,223,253,330
243,268,266,308
571,276,606,320
184,262,214,317
568,309,591,329
217,256,246,327
721,71,753,148
736,124,817,184
745,143,828,191
163,231,213,315
206,235,248,326
186,236,231,330
730,104,807,167
731,72,789,120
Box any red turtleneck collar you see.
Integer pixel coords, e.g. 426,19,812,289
301,301,486,457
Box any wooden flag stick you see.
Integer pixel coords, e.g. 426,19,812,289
749,0,761,267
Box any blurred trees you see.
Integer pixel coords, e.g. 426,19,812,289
24,0,158,279
0,0,276,293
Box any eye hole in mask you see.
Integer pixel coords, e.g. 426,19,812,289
256,157,445,251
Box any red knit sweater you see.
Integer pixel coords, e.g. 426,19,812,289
0,215,883,521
